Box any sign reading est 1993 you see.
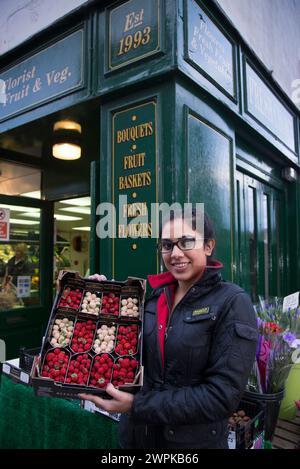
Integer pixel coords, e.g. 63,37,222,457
108,0,160,71
245,62,296,152
0,29,84,121
112,100,158,279
186,0,235,97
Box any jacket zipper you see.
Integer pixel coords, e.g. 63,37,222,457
162,282,218,382
164,284,197,340
164,287,173,341
163,285,196,382
164,284,217,340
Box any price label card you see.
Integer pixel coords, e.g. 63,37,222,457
84,400,96,413
17,276,31,298
227,430,236,449
2,364,10,375
20,372,30,384
283,292,299,312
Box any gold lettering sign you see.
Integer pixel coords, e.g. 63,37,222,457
116,121,153,143
117,26,151,56
122,202,148,218
118,222,153,238
112,100,158,277
109,0,160,71
119,171,151,190
124,9,145,32
123,152,146,170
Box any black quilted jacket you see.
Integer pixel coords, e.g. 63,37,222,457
118,265,258,449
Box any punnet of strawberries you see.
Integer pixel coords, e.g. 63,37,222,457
37,272,145,394
58,287,83,309
115,324,138,356
70,320,96,353
41,348,70,382
101,292,120,316
89,353,114,388
65,353,92,385
112,357,139,386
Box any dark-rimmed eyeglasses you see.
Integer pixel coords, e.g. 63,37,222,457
157,236,203,253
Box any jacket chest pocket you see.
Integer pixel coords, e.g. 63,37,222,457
180,312,216,348
143,304,157,336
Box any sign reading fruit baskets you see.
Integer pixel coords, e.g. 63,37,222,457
31,270,146,398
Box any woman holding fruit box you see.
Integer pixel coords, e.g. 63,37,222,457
79,210,258,449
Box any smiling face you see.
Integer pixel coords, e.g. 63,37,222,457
14,243,27,260
161,218,215,287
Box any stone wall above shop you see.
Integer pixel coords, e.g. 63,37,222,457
217,0,300,109
0,0,88,56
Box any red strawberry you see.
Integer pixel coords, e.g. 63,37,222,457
58,287,83,309
89,353,113,389
42,349,69,382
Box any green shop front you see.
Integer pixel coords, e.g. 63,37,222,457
0,0,299,448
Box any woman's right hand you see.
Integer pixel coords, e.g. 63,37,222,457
88,274,107,281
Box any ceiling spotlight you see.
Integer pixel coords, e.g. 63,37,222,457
52,120,82,160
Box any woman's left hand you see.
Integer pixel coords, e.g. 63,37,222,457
79,383,134,413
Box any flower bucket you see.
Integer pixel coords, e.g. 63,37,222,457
243,389,285,442
279,363,300,421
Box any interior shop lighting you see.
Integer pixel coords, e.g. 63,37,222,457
10,218,39,225
12,230,30,235
20,191,41,199
20,212,82,221
52,120,82,160
59,197,90,206
0,204,39,212
20,212,42,218
72,226,90,231
53,214,83,221
59,206,90,215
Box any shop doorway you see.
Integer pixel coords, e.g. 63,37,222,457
0,174,92,359
0,191,53,359
236,171,287,302
53,196,91,282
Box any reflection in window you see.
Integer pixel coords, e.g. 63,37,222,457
275,199,281,296
248,186,257,302
236,179,242,275
0,161,41,197
0,206,40,311
262,194,269,299
53,197,91,284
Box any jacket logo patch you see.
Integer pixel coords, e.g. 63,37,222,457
192,307,210,316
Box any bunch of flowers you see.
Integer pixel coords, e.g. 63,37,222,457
246,296,300,394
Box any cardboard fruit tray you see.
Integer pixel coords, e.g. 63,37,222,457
31,270,145,399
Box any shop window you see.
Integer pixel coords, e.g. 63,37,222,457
53,197,90,282
274,198,282,297
247,186,257,302
0,206,40,311
0,161,41,197
262,193,270,299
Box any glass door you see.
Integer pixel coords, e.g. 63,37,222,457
235,171,287,302
0,194,53,359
